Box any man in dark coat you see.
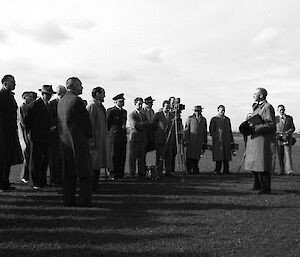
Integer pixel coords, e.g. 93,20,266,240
57,77,93,207
244,88,276,194
106,93,127,179
128,97,149,177
49,85,67,186
153,100,176,177
0,75,23,191
209,105,234,174
18,91,37,184
275,104,295,175
25,85,56,189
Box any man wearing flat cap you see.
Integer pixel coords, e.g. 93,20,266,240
25,85,56,189
184,105,207,175
107,93,127,179
142,96,156,152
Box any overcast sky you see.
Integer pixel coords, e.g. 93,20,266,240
1,0,299,131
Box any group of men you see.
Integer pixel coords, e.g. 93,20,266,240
0,74,296,206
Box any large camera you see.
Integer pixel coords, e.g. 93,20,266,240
276,133,288,145
170,97,185,113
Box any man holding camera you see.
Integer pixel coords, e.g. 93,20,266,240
275,105,295,175
244,88,276,194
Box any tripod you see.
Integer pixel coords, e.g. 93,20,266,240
159,110,186,178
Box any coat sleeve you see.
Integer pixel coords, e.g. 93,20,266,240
86,103,96,147
74,98,92,139
285,116,295,136
209,117,216,139
203,118,208,145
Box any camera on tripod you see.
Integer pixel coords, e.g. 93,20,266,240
170,97,185,114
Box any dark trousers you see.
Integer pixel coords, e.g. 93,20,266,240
156,142,176,176
111,141,126,178
186,158,200,174
0,162,11,189
20,143,30,181
49,137,63,184
129,141,147,177
92,169,100,193
215,161,229,174
63,175,92,206
252,172,271,193
29,141,49,187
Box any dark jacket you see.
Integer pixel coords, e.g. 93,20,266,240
57,92,92,177
0,88,22,164
25,98,52,143
106,106,127,143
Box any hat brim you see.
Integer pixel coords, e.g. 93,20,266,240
39,89,56,94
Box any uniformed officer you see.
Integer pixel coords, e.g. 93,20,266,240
106,94,127,179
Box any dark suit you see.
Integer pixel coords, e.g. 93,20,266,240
49,98,63,184
25,98,52,187
128,110,149,176
275,114,295,174
0,88,22,190
57,91,93,206
153,111,176,176
106,106,127,178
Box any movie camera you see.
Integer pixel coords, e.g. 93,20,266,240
169,97,185,114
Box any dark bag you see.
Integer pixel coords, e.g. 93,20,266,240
291,137,296,146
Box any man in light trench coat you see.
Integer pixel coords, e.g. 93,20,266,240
244,88,276,194
86,87,112,193
184,105,207,175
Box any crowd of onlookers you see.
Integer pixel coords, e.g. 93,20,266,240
0,74,296,206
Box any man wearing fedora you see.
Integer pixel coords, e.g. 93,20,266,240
25,85,56,189
184,105,207,175
142,96,156,152
107,93,127,179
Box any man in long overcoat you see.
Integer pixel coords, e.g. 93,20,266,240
18,91,37,183
275,105,295,175
209,105,234,174
57,77,93,206
244,88,276,194
0,75,22,191
153,100,176,177
48,85,67,186
86,86,112,193
184,105,207,174
128,97,149,177
25,85,55,189
106,94,127,179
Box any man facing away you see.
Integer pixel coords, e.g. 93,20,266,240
244,88,276,194
275,104,295,175
209,105,234,174
184,105,207,175
0,75,22,191
18,91,37,184
128,97,149,177
106,94,127,179
25,85,56,189
57,77,93,206
86,86,112,193
49,85,67,186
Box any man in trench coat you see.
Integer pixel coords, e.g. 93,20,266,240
209,105,234,174
57,77,93,206
86,86,112,193
244,88,276,194
184,105,207,175
0,75,22,191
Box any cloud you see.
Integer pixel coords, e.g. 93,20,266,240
16,22,71,45
110,71,135,82
0,30,8,43
140,47,163,63
67,18,98,30
252,27,279,47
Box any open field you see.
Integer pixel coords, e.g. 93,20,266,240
1,136,299,257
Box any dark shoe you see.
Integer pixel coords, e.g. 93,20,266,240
258,190,271,194
251,187,260,191
4,186,16,191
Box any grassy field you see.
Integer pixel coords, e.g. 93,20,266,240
0,136,299,257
